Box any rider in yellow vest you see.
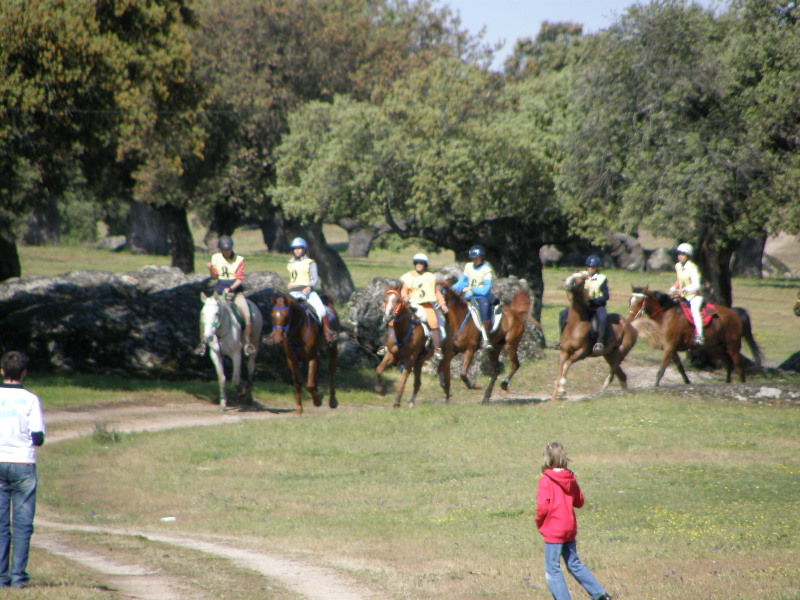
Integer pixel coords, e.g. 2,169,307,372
196,235,255,356
453,245,494,350
669,242,704,345
559,255,609,354
400,253,448,360
287,237,336,343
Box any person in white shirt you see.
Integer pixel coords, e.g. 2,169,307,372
669,243,705,345
0,351,45,589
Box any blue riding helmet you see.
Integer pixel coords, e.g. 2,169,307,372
218,235,234,251
290,237,308,249
585,255,601,268
468,245,486,259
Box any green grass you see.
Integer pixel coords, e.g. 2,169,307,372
38,391,799,600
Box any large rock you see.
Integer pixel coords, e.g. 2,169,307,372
730,236,766,278
607,233,645,271
646,247,674,272
761,254,792,278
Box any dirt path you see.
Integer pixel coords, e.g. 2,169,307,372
38,400,378,600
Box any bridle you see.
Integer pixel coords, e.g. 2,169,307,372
629,292,664,320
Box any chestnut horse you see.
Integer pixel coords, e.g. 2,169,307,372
552,273,638,402
375,289,434,407
628,286,762,386
438,282,538,404
267,294,338,414
795,291,800,317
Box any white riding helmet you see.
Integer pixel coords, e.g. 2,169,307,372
676,242,694,257
412,253,429,264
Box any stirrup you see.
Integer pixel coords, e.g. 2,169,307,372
692,333,705,346
377,346,388,356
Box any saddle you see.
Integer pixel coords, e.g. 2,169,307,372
293,295,322,324
678,299,716,327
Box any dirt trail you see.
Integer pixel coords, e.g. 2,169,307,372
38,401,378,600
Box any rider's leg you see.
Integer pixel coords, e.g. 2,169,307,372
689,296,704,343
234,293,255,355
559,308,568,335
309,292,336,343
593,305,608,354
425,305,443,359
471,298,492,349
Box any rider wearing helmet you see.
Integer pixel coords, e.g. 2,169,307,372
287,237,336,343
670,242,704,345
400,253,448,359
453,245,495,350
197,235,255,356
559,255,609,354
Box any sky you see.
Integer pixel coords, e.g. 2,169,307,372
442,0,717,69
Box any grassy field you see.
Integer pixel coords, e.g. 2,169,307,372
12,232,800,599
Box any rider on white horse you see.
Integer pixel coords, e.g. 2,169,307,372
453,245,495,350
400,253,448,360
670,242,705,345
196,235,255,356
287,237,336,343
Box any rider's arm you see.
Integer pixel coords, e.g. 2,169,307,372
590,280,609,307
470,272,493,297
400,282,411,301
452,273,469,293
308,261,319,289
434,285,447,310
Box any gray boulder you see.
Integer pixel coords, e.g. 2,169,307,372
607,233,645,271
646,247,675,272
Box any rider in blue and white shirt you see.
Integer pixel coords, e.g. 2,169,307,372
453,245,495,350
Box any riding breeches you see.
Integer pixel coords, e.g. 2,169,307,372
689,296,704,335
290,290,326,322
232,293,251,328
410,303,441,329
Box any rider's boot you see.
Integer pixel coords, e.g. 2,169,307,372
431,329,443,361
692,326,704,346
593,320,607,355
322,315,337,344
481,321,493,351
194,341,206,356
243,322,255,356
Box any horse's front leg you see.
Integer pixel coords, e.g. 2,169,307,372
231,349,243,393
460,347,480,390
602,350,627,391
375,351,395,396
243,353,257,404
393,355,413,408
551,350,576,402
209,345,227,410
438,351,453,403
664,350,690,385
307,357,324,407
408,355,424,408
500,342,519,394
285,355,304,414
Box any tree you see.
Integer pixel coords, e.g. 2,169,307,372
0,0,203,278
272,59,567,319
559,0,800,305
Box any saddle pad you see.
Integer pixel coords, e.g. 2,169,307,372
679,300,716,327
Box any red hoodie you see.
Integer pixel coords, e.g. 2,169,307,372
536,468,585,543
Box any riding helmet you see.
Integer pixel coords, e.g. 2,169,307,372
218,235,234,251
413,253,429,265
290,237,308,250
585,255,601,267
676,242,694,257
468,245,486,259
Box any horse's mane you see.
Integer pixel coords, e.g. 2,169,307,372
651,290,678,309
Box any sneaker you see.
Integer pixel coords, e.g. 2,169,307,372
692,333,705,346
481,341,493,351
433,348,443,361
194,343,206,357
593,342,605,354
244,343,256,356
377,346,388,356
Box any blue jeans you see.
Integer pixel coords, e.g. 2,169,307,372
544,541,606,600
0,463,37,588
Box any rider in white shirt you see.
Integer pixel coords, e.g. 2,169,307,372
669,242,705,345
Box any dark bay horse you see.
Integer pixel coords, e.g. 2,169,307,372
628,286,762,386
267,294,338,414
438,281,538,404
375,289,434,407
552,273,638,402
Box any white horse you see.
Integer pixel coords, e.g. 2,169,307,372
199,292,263,409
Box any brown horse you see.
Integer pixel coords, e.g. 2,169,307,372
438,282,538,404
375,289,434,407
795,291,800,317
552,273,638,402
267,294,338,414
628,286,762,386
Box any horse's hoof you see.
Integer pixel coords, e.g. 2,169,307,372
408,401,415,408
393,402,401,408
329,397,338,409
471,383,482,390
313,396,323,407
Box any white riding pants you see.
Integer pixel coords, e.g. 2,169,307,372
689,296,704,336
290,290,326,322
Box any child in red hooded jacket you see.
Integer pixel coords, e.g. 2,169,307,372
536,442,611,600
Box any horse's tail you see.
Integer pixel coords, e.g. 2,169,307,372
630,317,663,349
733,307,763,370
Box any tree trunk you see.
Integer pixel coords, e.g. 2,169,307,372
697,240,734,307
158,205,194,274
300,222,354,304
126,202,171,255
203,203,242,252
0,229,21,282
22,195,60,245
258,209,291,253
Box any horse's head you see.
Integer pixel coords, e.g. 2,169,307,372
564,273,589,306
628,285,650,320
200,293,223,344
382,289,403,326
269,295,291,344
